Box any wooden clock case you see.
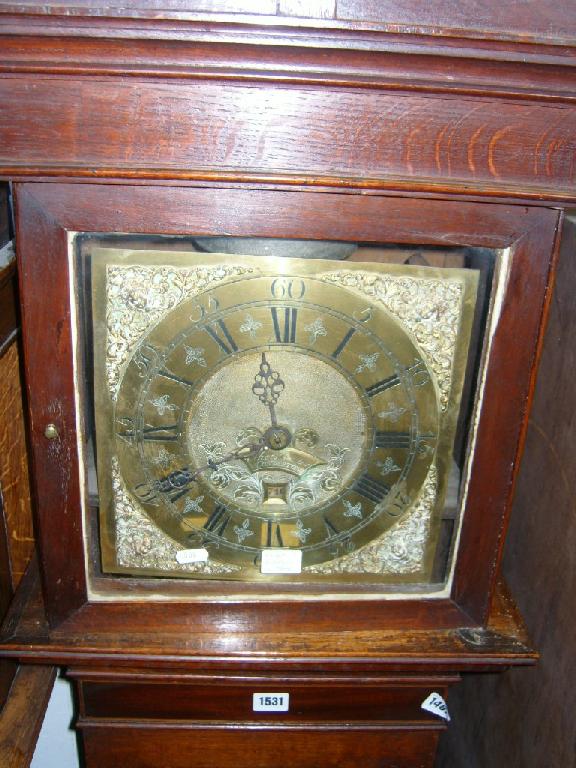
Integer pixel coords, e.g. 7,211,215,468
0,3,574,766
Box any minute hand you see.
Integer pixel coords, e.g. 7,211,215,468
251,352,285,427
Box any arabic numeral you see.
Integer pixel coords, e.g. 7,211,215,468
407,358,430,387
252,693,290,712
270,278,306,299
132,344,158,378
189,294,220,323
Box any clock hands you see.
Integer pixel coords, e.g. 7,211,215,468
194,440,266,480
252,351,285,427
251,352,293,450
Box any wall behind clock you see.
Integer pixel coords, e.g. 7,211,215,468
436,215,576,767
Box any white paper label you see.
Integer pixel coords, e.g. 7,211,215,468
260,549,302,574
175,548,209,564
252,693,290,712
421,692,451,721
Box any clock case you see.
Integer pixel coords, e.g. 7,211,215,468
14,182,559,632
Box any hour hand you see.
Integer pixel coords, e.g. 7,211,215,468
251,353,285,426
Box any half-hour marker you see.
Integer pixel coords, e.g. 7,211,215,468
159,368,195,388
331,328,355,359
271,307,298,343
203,504,231,536
366,375,401,397
353,473,390,503
204,320,238,355
375,431,411,449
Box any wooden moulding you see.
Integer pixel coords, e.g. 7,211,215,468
0,74,575,202
1,9,576,201
0,558,537,672
9,182,560,637
1,0,576,47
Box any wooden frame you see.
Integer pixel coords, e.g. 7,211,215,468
15,181,560,632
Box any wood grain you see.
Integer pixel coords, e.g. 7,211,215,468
78,678,448,722
1,0,576,47
0,184,8,246
0,343,34,589
80,724,440,768
0,562,536,671
1,76,575,200
0,665,56,768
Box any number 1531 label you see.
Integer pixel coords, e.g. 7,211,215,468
252,693,290,712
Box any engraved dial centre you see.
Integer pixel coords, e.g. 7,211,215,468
185,348,369,515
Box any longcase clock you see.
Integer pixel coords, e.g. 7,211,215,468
0,2,572,766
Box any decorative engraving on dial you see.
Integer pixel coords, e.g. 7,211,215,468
239,313,263,339
184,346,207,367
322,271,465,410
304,317,328,345
111,459,240,574
94,255,476,581
185,349,367,514
305,466,437,575
105,264,254,398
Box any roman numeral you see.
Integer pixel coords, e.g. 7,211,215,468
203,505,231,536
204,320,238,355
265,521,284,547
375,431,411,449
159,369,194,388
353,473,390,504
271,307,298,343
331,328,355,359
116,417,136,444
156,468,194,503
365,375,401,397
141,423,180,442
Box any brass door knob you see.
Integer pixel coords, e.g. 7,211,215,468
44,423,59,440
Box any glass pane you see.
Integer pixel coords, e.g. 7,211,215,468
72,234,498,596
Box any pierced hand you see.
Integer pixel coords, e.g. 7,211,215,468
191,439,265,481
252,352,285,427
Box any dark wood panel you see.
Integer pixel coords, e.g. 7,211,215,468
80,723,440,768
80,679,448,722
1,77,575,199
14,188,87,626
0,184,8,246
452,209,561,620
15,182,554,246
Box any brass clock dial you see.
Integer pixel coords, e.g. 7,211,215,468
91,249,478,585
110,271,439,574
